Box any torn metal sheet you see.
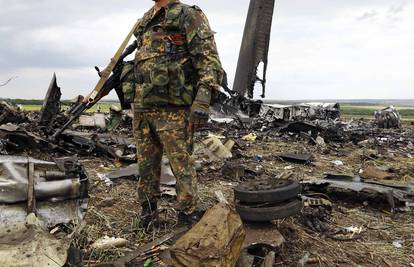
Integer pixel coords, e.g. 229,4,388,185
278,153,312,164
0,155,55,165
0,178,81,204
0,157,88,267
101,158,177,186
0,199,88,229
104,163,139,180
233,0,276,98
0,156,88,221
39,73,62,127
302,175,414,210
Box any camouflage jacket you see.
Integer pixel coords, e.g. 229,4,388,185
130,0,223,110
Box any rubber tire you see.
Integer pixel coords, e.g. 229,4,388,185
234,180,301,204
235,198,302,222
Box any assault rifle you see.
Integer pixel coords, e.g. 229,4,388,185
50,19,141,141
50,41,137,141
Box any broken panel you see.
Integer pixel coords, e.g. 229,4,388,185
39,73,62,127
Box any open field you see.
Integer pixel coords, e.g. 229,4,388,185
341,105,414,120
21,102,119,113
19,103,414,119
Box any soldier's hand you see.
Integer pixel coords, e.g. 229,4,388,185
190,101,210,131
190,86,212,131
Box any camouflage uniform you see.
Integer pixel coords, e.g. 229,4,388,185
131,0,223,214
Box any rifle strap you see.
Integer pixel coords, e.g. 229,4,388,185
87,19,141,103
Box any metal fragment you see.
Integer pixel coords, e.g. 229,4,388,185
39,73,62,127
233,0,276,98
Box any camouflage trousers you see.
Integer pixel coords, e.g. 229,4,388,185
133,107,197,214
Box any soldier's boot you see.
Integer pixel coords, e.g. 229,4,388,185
177,210,204,226
139,201,159,229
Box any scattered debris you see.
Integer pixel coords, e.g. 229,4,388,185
94,227,189,267
0,101,27,125
303,175,414,211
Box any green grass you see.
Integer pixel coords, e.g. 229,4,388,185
22,105,45,111
341,105,414,119
22,102,120,113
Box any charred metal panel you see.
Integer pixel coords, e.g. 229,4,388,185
0,156,88,267
39,73,62,127
233,0,276,98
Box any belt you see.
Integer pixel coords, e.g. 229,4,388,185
135,105,190,112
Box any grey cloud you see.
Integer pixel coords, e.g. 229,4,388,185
356,11,377,21
0,0,152,72
1,0,414,100
388,1,406,15
387,1,407,22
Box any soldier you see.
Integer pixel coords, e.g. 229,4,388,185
131,0,223,228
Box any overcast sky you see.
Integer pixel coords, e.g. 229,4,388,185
0,0,413,100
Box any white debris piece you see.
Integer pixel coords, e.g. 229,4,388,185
78,113,106,129
331,160,344,166
91,236,128,250
392,240,403,248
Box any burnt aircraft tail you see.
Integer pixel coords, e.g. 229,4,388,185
233,0,276,98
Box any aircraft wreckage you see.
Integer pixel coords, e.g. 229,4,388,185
1,0,412,266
